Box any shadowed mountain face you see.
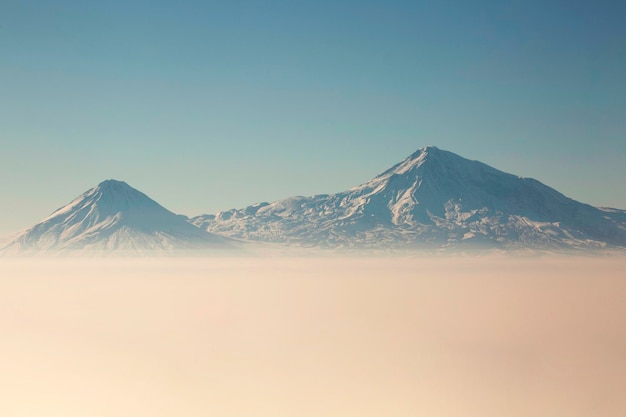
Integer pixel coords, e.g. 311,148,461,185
2,180,232,254
191,147,626,250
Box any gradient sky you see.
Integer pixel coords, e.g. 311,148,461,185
1,0,625,235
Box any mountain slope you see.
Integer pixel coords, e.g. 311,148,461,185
191,147,626,250
2,180,233,254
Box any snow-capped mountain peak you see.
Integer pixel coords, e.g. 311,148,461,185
44,179,164,222
2,180,232,254
191,147,626,250
370,145,438,179
3,148,625,254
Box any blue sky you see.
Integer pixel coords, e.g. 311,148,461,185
1,0,625,235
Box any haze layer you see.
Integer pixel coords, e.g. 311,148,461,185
1,255,625,417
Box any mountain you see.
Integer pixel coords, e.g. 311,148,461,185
191,146,626,251
1,180,233,254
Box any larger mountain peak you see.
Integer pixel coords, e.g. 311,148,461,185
412,144,441,155
191,146,626,250
373,146,466,179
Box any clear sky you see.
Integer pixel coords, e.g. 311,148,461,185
1,0,625,236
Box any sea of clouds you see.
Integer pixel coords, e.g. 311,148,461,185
1,254,625,417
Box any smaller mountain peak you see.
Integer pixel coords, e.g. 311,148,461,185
93,180,142,197
90,179,150,205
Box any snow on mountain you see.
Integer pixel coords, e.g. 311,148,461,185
191,146,626,250
1,180,233,254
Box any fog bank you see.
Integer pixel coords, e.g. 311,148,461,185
1,256,625,416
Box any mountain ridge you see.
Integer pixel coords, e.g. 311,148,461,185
2,147,625,254
191,146,626,250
